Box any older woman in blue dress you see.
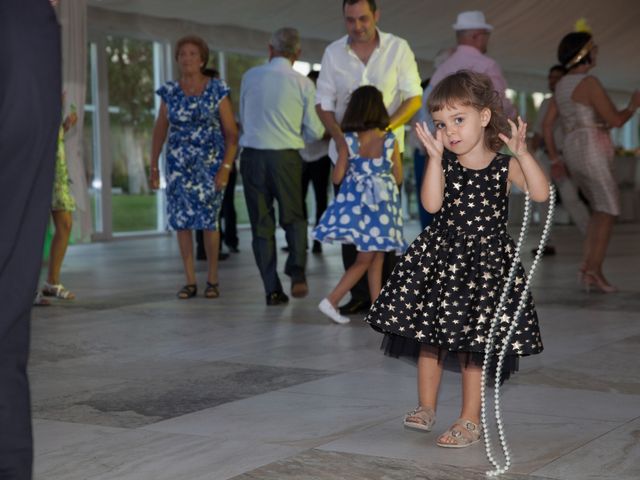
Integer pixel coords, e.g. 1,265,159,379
150,35,238,299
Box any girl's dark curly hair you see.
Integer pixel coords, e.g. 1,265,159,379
427,70,509,152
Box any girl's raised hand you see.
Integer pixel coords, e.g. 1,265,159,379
415,121,444,161
499,116,529,158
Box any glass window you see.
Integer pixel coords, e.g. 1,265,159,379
224,52,267,113
205,51,220,76
293,60,311,76
84,42,101,233
105,35,159,233
222,52,268,227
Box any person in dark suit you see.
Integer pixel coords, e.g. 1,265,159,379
0,0,61,477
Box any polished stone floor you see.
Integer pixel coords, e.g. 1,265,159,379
31,221,640,480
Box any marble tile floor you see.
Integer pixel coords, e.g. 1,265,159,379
30,222,640,479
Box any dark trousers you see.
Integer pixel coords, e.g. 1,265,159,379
195,162,238,257
301,156,331,226
220,163,239,249
332,185,397,303
241,148,307,294
413,148,434,229
0,2,61,478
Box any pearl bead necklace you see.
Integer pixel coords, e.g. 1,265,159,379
480,185,556,476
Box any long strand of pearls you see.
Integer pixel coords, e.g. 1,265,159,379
480,185,556,476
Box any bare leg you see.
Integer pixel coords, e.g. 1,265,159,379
326,251,374,307
583,212,616,288
416,344,444,410
202,230,220,284
586,212,615,274
177,230,196,285
47,210,73,288
581,213,598,272
436,354,482,445
367,252,385,303
458,355,482,424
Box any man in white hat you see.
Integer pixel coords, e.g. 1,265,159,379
430,10,516,118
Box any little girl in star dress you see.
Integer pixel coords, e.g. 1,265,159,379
313,86,405,325
365,71,549,448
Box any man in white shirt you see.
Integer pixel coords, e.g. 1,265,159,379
315,0,422,314
239,27,324,306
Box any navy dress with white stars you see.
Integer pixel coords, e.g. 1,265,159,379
365,150,543,380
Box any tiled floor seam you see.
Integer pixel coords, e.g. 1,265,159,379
527,415,640,478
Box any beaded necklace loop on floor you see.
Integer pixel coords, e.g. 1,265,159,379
480,185,556,476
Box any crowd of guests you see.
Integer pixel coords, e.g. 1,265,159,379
31,0,639,309
144,0,638,308
3,0,640,476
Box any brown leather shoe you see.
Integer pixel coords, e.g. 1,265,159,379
291,280,309,298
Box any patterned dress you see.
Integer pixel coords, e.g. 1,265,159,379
313,131,405,252
555,74,619,216
365,151,542,378
52,127,76,212
156,78,230,230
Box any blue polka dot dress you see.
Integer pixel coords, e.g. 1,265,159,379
156,78,230,231
313,132,405,252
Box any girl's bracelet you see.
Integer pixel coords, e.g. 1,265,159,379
221,163,232,170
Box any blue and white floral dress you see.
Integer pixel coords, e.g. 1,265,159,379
313,131,405,252
156,78,230,230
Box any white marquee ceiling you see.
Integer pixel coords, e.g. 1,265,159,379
88,0,640,95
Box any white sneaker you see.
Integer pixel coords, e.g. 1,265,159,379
318,298,350,324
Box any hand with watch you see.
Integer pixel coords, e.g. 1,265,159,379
214,161,233,191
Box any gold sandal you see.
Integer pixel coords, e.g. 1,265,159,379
436,418,481,448
403,406,436,432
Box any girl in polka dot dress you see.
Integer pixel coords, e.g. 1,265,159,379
365,71,549,448
314,86,405,325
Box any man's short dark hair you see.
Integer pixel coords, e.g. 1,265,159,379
343,0,377,13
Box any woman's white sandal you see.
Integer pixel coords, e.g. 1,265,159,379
42,282,75,300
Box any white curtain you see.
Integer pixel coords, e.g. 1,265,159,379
59,0,92,241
